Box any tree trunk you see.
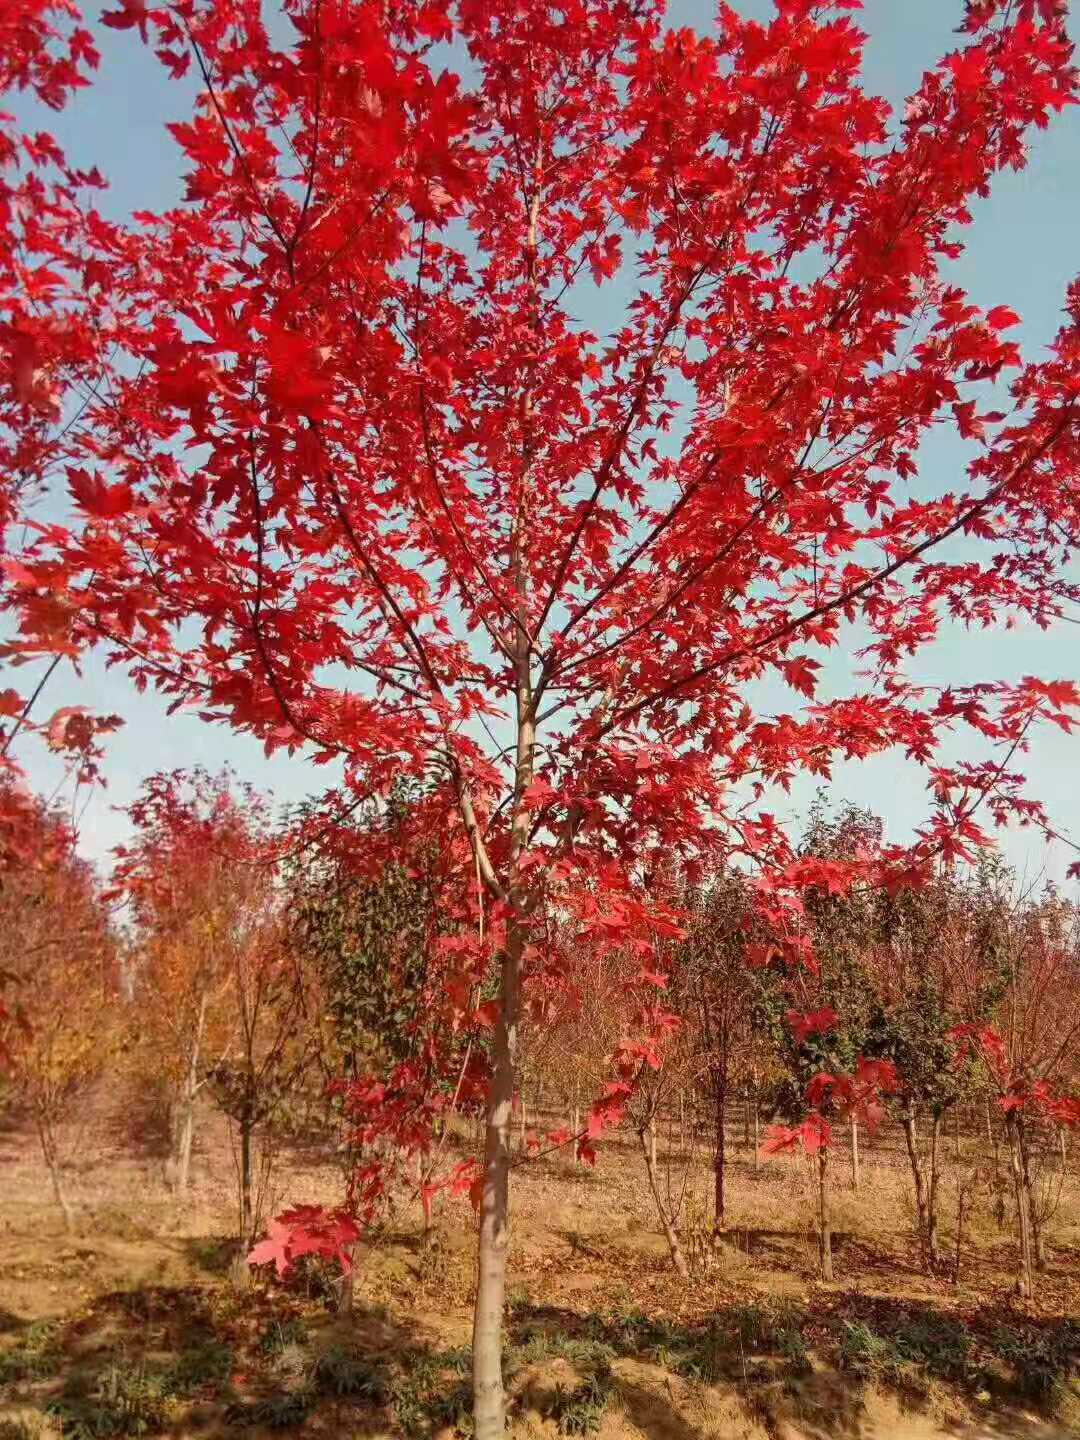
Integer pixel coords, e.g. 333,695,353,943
169,1087,196,1193
419,1152,435,1249
168,994,206,1194
239,1116,254,1250
712,1072,726,1233
818,1146,833,1281
752,1095,760,1173
954,1106,961,1162
902,1103,932,1271
518,1091,527,1155
338,1242,358,1315
1017,1118,1046,1271
927,1111,941,1268
743,1090,750,1149
638,1126,689,1278
36,1113,75,1232
1006,1109,1034,1299
471,921,522,1440
647,1114,657,1172
850,1117,860,1191
984,1097,993,1148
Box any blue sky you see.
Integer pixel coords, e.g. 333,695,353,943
8,0,1080,883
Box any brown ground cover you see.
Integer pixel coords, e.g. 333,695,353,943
1,1094,1077,1439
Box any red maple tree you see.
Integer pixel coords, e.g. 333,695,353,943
4,2,1080,1430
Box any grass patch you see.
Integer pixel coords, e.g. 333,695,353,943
46,1359,175,1438
163,1339,234,1395
391,1349,472,1436
835,1307,1079,1413
183,1237,236,1276
311,1343,390,1401
225,1389,314,1429
546,1366,614,1435
0,1323,63,1386
256,1317,308,1356
991,1320,1080,1407
533,1299,813,1385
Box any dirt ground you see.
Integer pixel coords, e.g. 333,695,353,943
1,1095,1077,1439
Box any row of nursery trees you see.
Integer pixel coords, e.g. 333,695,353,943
2,772,1076,1304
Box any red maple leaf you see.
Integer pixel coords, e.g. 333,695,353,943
788,1007,839,1044
100,0,151,43
68,468,133,519
985,304,1021,330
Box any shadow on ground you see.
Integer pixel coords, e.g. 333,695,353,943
1,1275,1077,1438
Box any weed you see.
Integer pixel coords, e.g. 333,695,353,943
47,1360,173,1438
776,1323,812,1375
546,1366,614,1435
257,1317,308,1356
838,1314,969,1397
508,1330,616,1377
991,1321,1080,1407
185,1237,235,1276
425,1379,473,1434
724,1304,770,1349
391,1351,473,1436
441,1345,472,1375
164,1340,234,1395
311,1344,389,1401
891,1316,974,1384
0,1323,62,1386
284,1254,340,1308
226,1389,314,1429
838,1319,895,1379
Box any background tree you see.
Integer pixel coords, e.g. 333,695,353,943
964,878,1080,1295
0,789,117,1229
117,770,268,1193
668,868,754,1234
866,864,1007,1270
756,801,886,1280
287,783,439,1093
206,918,316,1255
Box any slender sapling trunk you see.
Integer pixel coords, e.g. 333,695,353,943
712,1071,726,1233
638,1124,690,1278
850,1116,859,1190
818,1146,833,1281
36,1111,75,1232
1006,1109,1034,1299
